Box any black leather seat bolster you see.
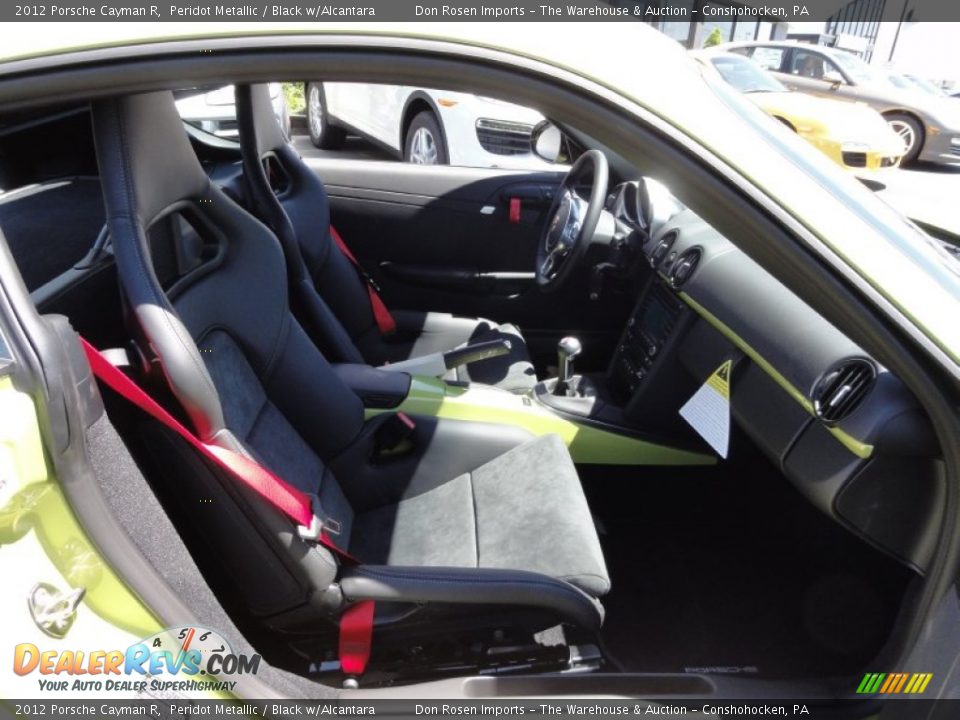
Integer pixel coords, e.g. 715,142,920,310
340,565,604,632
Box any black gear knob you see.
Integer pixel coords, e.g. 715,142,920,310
556,336,582,395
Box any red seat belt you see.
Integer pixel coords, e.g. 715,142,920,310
80,338,375,676
329,226,397,336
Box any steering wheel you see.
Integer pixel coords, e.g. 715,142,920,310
536,149,608,292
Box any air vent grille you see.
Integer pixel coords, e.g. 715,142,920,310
813,359,876,424
670,247,702,287
650,231,677,267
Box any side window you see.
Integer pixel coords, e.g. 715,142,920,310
750,47,786,72
301,82,552,171
173,81,556,172
789,51,843,82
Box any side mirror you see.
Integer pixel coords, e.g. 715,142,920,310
823,70,844,88
531,121,563,163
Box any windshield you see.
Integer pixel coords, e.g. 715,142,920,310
906,75,945,96
711,55,785,93
700,65,960,363
886,74,915,91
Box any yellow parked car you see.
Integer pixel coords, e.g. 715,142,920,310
693,50,905,172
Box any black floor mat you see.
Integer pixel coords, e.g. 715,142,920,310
582,440,916,679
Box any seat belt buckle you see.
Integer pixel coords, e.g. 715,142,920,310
297,495,342,542
359,269,382,294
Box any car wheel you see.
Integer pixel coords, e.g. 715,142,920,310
884,112,923,164
404,111,448,165
306,82,346,150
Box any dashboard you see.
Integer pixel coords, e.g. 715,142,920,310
603,179,941,572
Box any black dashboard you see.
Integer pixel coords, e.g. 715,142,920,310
603,179,942,573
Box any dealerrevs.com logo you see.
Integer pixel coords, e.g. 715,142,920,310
13,626,260,693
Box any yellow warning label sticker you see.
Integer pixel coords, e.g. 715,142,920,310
705,360,732,399
679,359,733,458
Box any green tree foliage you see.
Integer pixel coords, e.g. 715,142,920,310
703,27,724,49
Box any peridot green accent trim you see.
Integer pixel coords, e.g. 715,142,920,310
0,377,161,637
367,377,715,466
678,292,874,460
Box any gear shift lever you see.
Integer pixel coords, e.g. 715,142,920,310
555,336,582,396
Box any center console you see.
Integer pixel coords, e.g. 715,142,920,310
533,278,697,436
609,281,687,403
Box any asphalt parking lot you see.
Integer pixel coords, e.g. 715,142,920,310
293,134,960,235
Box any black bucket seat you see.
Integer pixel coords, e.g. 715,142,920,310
90,90,609,646
234,84,537,393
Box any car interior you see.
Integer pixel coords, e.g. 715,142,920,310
0,69,945,697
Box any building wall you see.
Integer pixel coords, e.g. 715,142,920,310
879,22,960,87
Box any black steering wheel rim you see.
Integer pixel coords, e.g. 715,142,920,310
536,149,608,292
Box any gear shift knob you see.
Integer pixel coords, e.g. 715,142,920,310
556,336,582,395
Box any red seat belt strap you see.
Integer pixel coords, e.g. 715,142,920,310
339,599,376,676
330,225,397,336
81,338,375,676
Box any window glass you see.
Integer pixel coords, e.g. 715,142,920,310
789,50,843,81
176,82,552,171
732,21,758,42
829,51,875,83
750,46,786,71
710,56,786,93
659,21,692,44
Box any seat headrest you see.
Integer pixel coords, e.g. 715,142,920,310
93,91,209,224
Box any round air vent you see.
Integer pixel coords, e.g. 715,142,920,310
812,359,876,424
670,247,703,288
650,231,677,267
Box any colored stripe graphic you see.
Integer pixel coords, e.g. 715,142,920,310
893,673,909,693
857,672,932,694
879,674,896,693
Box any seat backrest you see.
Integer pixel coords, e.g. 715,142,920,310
92,91,364,623
235,84,377,357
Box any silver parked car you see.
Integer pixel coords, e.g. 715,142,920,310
724,40,960,164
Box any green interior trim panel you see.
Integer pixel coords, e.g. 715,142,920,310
679,292,875,460
368,377,716,466
0,377,160,637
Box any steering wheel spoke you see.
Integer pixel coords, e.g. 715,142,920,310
535,150,608,292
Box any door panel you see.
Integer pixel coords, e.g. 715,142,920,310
306,158,631,369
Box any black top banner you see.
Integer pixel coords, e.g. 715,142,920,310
6,0,960,23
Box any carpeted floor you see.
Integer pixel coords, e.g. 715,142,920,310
581,438,916,679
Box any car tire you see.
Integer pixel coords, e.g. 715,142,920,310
884,112,923,165
306,82,346,150
404,111,449,165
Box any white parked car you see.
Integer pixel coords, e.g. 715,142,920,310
176,83,291,139
305,82,551,168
